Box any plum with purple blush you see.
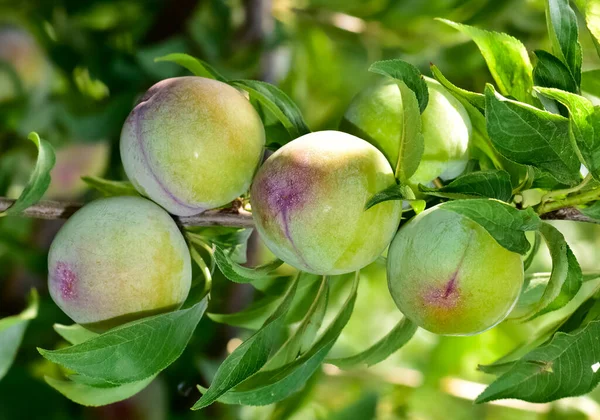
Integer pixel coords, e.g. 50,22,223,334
47,196,191,332
387,205,523,335
250,130,402,275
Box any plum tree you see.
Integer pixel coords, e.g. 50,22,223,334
120,76,265,216
250,130,402,275
0,25,50,102
387,205,523,335
340,77,471,185
47,196,192,331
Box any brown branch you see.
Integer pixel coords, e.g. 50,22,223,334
0,198,255,228
540,207,600,224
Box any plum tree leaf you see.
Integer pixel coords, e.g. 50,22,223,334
192,275,299,409
546,0,582,87
38,297,208,385
393,82,424,183
419,170,512,202
208,272,360,407
440,199,541,254
533,50,578,94
214,246,283,284
582,69,600,97
44,375,155,407
208,294,282,330
368,59,429,112
154,53,226,81
365,183,418,210
81,176,139,197
438,19,534,104
0,290,38,380
0,133,56,217
327,317,417,369
485,85,581,186
430,64,485,111
476,320,600,403
534,87,600,182
230,80,310,140
583,0,600,56
53,324,99,345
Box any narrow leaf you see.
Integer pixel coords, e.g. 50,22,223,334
440,199,541,254
214,246,283,284
439,19,535,104
485,85,581,186
365,183,409,210
368,59,429,112
546,0,582,87
53,324,99,346
430,64,485,111
192,275,299,409
476,320,600,403
0,290,38,380
154,53,226,81
533,50,578,94
230,80,310,140
38,298,208,385
394,82,424,182
208,294,282,330
327,317,417,369
419,170,512,202
0,133,56,216
81,176,139,197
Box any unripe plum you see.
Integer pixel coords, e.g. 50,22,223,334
250,131,402,275
120,76,265,216
387,205,523,335
341,77,471,185
48,196,192,331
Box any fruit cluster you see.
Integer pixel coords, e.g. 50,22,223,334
48,75,524,336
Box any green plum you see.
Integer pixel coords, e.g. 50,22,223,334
387,205,523,335
250,130,402,275
48,196,191,331
120,76,265,216
340,77,471,185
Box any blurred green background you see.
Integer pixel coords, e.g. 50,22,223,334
1,0,600,418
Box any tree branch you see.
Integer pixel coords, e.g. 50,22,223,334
0,198,255,228
539,207,600,225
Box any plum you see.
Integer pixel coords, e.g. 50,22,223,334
120,76,265,216
250,130,402,275
48,196,191,331
340,77,471,185
387,205,523,335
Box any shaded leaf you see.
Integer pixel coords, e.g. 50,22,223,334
430,64,485,111
369,59,429,112
214,246,283,284
154,53,226,81
53,324,99,346
208,294,282,330
533,50,578,94
393,82,424,183
81,176,139,197
419,170,512,202
365,183,411,210
546,0,582,87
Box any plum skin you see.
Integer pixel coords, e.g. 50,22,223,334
250,130,402,275
120,76,265,216
340,77,471,185
387,205,523,336
47,196,192,331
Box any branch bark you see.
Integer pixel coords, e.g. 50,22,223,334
0,198,255,228
539,207,600,225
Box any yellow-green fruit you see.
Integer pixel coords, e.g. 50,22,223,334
341,77,471,184
120,76,265,216
387,205,523,335
48,196,191,331
0,25,50,102
251,130,402,275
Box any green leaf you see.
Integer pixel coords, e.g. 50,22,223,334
533,50,578,94
369,59,429,113
430,64,485,111
211,272,360,406
38,298,208,385
581,200,600,219
53,324,99,345
207,294,282,330
438,19,534,104
517,223,582,320
583,1,600,57
81,176,140,197
154,53,226,81
364,183,412,210
546,0,582,87
393,82,424,183
327,317,417,369
485,85,581,186
523,232,541,272
0,290,38,380
266,276,329,369
230,80,310,140
214,246,283,284
440,199,541,254
192,275,299,409
534,87,600,182
44,375,155,407
0,133,56,216
582,69,600,97
419,170,512,202
476,320,600,403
